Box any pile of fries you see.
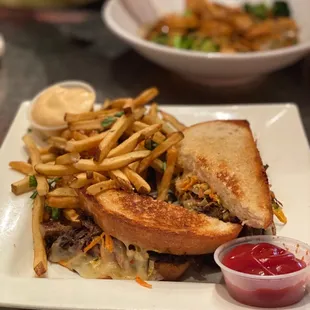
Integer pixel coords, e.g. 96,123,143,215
9,87,187,277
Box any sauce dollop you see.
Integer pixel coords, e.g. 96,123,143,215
223,242,306,275
32,85,95,127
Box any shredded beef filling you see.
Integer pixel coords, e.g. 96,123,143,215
179,190,240,223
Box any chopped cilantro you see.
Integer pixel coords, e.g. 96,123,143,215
30,191,38,199
51,208,60,220
114,111,124,117
29,175,37,188
101,116,116,128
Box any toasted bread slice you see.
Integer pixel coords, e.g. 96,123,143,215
177,120,273,229
78,190,242,255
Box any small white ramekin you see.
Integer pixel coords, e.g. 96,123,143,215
28,80,96,137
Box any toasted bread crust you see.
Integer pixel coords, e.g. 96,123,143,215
178,120,273,229
78,190,242,255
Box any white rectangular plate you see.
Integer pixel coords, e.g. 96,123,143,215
0,102,309,310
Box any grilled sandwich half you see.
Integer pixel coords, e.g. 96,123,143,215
176,120,274,230
76,189,242,280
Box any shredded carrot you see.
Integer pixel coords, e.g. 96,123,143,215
135,276,152,289
209,192,220,204
105,234,114,253
180,176,197,191
84,233,104,253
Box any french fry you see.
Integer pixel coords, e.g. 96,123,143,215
72,131,88,141
68,173,93,189
69,119,104,131
97,114,135,162
36,175,49,196
132,121,166,144
65,108,120,123
55,152,80,165
63,209,80,224
46,196,80,209
157,147,178,201
41,153,57,164
32,195,47,277
148,103,158,122
74,150,150,172
101,98,112,110
93,172,108,183
138,132,184,174
23,134,41,168
134,87,159,106
109,170,133,191
9,161,33,175
39,146,51,155
47,137,67,150
86,179,118,196
11,176,35,195
143,114,175,135
35,164,80,176
123,167,151,194
160,110,186,131
48,187,78,197
107,124,162,158
66,132,107,153
60,129,72,140
151,158,166,173
124,87,159,113
110,98,133,109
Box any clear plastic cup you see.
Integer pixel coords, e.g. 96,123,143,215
214,235,310,308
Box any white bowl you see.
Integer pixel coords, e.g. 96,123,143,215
28,80,96,137
103,0,310,86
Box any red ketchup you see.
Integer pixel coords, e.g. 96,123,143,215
222,243,307,308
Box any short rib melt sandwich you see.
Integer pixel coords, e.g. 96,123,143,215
44,120,280,281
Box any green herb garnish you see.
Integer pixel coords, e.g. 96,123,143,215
101,116,116,128
45,205,60,220
162,161,167,172
51,208,60,220
29,175,37,188
114,111,125,117
30,191,38,199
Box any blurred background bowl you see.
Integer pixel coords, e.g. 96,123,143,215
103,0,310,86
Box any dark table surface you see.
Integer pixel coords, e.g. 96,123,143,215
1,10,310,145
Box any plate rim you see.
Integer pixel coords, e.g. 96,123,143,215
0,101,309,310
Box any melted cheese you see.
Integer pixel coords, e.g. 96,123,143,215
49,237,162,280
